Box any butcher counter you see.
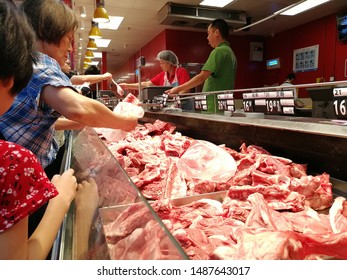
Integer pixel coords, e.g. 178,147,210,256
53,111,347,260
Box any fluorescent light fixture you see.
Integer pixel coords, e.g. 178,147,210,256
281,0,331,16
94,38,111,48
92,51,103,58
79,20,85,30
199,0,235,8
79,6,86,18
90,61,100,66
98,16,124,30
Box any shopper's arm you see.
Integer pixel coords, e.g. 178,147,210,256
26,169,77,259
70,72,112,85
42,85,138,131
54,117,85,131
74,178,99,260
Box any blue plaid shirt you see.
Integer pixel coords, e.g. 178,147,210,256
0,52,76,168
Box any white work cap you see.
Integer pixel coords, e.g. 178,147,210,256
156,50,179,66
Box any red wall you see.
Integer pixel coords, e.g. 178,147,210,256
264,14,347,97
114,13,347,99
114,29,265,98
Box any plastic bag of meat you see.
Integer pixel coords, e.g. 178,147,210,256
100,94,144,142
177,140,237,182
114,101,144,118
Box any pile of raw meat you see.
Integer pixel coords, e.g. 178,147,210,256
96,118,347,260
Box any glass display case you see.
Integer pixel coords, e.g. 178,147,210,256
53,112,347,260
55,127,188,260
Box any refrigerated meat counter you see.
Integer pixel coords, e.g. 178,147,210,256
54,112,347,260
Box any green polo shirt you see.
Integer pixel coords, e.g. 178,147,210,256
202,41,237,92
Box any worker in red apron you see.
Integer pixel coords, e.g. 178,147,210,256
119,50,190,91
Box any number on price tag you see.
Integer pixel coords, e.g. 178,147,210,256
333,87,347,97
266,99,281,114
333,98,347,118
243,100,253,112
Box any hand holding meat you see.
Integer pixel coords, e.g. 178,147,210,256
113,113,138,132
50,169,78,209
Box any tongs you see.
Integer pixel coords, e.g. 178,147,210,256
111,78,124,96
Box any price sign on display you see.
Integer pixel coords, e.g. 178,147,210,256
333,87,347,119
243,99,254,112
243,90,294,115
217,92,234,113
266,99,281,114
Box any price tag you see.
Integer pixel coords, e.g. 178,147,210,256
266,99,281,114
243,100,254,112
333,98,347,118
333,87,347,97
217,92,234,112
283,107,295,115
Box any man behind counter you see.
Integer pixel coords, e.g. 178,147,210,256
166,18,237,96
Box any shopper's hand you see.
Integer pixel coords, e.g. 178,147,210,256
116,115,138,132
51,168,78,208
75,178,99,214
103,72,113,82
114,112,138,132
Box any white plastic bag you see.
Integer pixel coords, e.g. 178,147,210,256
177,140,236,182
100,101,144,142
113,101,144,118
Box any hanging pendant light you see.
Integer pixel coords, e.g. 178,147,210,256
87,39,97,50
84,58,92,65
85,50,94,58
93,0,110,23
89,22,102,39
83,63,89,69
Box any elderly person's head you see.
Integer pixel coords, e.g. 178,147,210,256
157,50,179,66
20,0,78,68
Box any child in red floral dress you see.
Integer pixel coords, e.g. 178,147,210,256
0,0,93,260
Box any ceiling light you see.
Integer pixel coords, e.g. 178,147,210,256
84,58,92,65
85,50,94,58
94,38,111,48
199,0,235,8
90,61,100,66
98,16,124,30
80,20,85,30
79,6,86,18
93,0,110,23
92,51,102,58
89,23,102,39
87,39,98,50
78,42,82,50
281,0,331,16
78,33,83,40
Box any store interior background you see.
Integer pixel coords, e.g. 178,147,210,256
69,0,347,100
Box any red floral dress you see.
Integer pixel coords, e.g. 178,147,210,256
0,140,58,232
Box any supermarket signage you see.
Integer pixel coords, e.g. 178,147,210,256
217,91,234,112
242,90,295,115
293,44,319,73
333,87,347,118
